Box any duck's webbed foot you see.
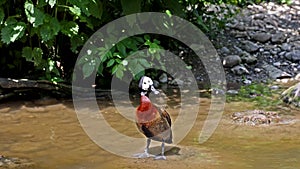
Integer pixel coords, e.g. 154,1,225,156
154,140,167,160
154,155,167,160
133,138,154,158
133,152,154,158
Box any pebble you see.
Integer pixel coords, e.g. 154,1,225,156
231,65,249,75
211,1,300,84
223,55,242,67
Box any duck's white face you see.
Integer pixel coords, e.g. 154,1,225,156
139,76,159,94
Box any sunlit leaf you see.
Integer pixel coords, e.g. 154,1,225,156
24,1,45,27
61,21,79,37
46,0,56,8
69,5,81,16
1,18,26,44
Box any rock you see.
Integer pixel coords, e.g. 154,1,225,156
271,32,286,43
159,73,168,83
0,156,35,169
262,63,292,79
273,62,281,67
153,80,159,88
243,41,260,52
254,68,262,73
223,55,242,67
220,46,230,54
227,89,239,95
169,79,184,86
231,110,282,126
270,85,279,90
285,50,300,62
243,79,252,84
251,32,271,42
281,43,292,51
231,65,249,75
240,52,257,64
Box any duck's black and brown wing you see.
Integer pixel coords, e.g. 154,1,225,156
136,106,173,144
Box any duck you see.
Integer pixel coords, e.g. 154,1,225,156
134,76,172,160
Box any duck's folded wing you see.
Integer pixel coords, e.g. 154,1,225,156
157,107,172,127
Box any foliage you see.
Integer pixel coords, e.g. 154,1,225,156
0,0,290,86
227,83,282,108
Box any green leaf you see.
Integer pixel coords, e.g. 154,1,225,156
138,58,150,68
46,0,56,8
40,15,60,41
68,0,90,16
112,64,118,74
116,68,124,79
32,47,43,66
70,33,86,53
164,1,185,18
87,1,103,19
116,42,126,56
22,47,33,62
106,59,115,67
82,62,95,79
0,8,4,25
120,0,142,15
1,18,26,44
61,21,79,37
69,5,81,16
24,1,45,27
0,0,6,6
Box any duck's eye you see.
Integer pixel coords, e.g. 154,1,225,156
143,82,146,84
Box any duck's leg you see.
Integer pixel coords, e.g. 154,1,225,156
133,138,154,158
154,140,167,160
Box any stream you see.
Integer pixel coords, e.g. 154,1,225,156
0,97,299,169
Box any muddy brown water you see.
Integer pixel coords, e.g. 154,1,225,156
0,97,299,169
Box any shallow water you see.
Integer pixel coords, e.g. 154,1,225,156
0,97,299,169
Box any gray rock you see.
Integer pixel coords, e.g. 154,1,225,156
223,55,242,67
281,43,292,51
220,46,230,54
153,80,159,88
254,68,262,73
159,73,168,83
231,65,249,75
252,13,265,19
271,32,286,43
241,52,257,64
285,50,300,62
233,23,246,31
243,41,260,52
251,32,271,43
243,79,252,84
273,62,281,67
227,89,239,95
270,85,280,90
262,63,292,79
170,79,184,86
